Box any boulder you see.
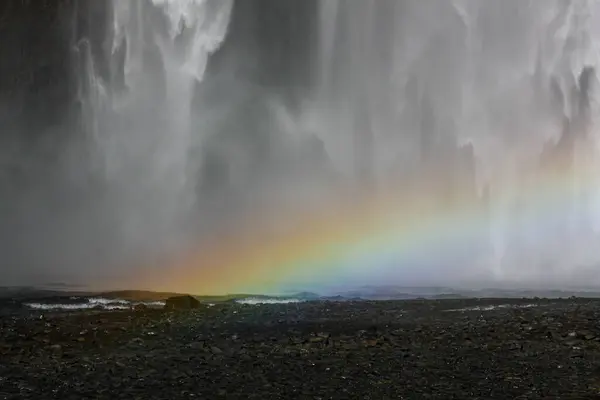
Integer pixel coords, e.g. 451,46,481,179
133,303,148,312
164,295,202,310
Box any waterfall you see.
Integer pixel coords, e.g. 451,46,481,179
310,0,600,285
5,0,600,289
82,0,234,259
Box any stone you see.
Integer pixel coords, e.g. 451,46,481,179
4,294,600,398
49,344,62,352
164,295,202,310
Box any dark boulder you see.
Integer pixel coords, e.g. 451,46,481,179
164,295,202,310
133,303,148,312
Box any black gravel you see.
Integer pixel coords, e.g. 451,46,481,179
2,298,600,399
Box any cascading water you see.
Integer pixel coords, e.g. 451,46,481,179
8,0,600,288
85,0,233,261
307,0,600,286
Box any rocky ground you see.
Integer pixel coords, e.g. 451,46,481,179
2,298,600,399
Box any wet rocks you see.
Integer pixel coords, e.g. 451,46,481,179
2,298,600,399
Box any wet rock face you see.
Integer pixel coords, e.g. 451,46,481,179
0,0,109,137
0,0,74,134
197,0,319,106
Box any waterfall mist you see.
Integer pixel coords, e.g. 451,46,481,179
304,0,600,289
2,0,600,291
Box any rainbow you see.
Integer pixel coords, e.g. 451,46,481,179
139,161,600,295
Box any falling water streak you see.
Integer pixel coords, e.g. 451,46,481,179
54,0,236,275
104,0,233,232
75,38,109,179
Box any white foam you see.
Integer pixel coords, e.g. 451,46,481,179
236,298,304,305
445,304,537,312
88,298,129,305
24,297,165,311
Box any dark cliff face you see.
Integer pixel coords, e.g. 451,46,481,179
0,0,111,149
0,0,75,135
222,0,318,99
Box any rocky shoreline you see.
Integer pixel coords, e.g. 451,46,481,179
2,298,600,399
